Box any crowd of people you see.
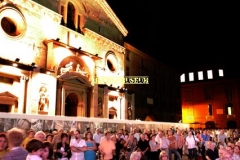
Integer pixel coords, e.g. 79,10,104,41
0,126,240,160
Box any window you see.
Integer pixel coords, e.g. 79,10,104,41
198,71,203,80
208,104,212,115
225,103,232,115
219,69,224,77
189,72,194,81
204,88,212,100
67,2,76,30
180,74,185,82
185,89,193,102
207,70,213,79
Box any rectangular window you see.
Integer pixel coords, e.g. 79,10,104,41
207,70,213,79
208,104,212,115
198,71,203,80
180,74,185,82
225,103,232,115
189,72,194,81
219,69,224,77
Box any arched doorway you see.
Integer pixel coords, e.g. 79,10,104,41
227,120,237,129
65,93,78,117
205,121,216,129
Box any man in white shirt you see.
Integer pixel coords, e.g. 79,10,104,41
155,130,170,154
133,128,140,142
70,130,87,160
185,131,199,160
93,128,102,150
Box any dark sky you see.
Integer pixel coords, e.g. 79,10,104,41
107,1,239,72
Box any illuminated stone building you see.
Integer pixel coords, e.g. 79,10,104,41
0,0,182,122
181,65,240,129
0,0,129,119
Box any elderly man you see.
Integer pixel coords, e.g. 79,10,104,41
155,130,170,155
2,127,28,160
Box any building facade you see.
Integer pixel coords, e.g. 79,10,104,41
124,43,182,122
181,66,240,129
0,0,182,122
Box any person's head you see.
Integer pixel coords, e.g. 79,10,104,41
61,133,69,143
159,150,169,160
85,131,93,140
150,134,156,141
104,130,111,140
233,145,240,154
96,128,100,134
206,141,215,150
74,130,81,139
167,130,173,136
0,133,8,151
7,127,25,147
46,134,53,143
26,139,44,157
27,129,35,138
34,131,46,142
42,141,53,160
130,151,141,160
226,145,234,155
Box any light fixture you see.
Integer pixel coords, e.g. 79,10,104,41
31,62,36,67
15,58,20,62
78,47,81,50
56,38,60,41
95,54,98,56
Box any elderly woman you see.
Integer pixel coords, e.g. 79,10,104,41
130,151,141,160
0,133,8,159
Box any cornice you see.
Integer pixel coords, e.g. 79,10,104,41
83,28,125,54
95,0,128,37
9,0,62,24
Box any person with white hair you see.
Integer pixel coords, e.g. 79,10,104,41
34,130,46,142
130,151,142,160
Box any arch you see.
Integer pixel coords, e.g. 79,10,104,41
67,2,75,30
205,121,216,129
57,56,91,83
227,120,237,129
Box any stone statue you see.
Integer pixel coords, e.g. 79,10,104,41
60,62,73,75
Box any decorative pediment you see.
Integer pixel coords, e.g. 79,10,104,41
0,91,18,99
58,72,91,87
0,91,18,105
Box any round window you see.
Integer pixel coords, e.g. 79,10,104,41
106,53,118,72
0,6,26,38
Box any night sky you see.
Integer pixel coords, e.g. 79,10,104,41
107,1,239,72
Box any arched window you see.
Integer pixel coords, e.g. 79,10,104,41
67,2,75,30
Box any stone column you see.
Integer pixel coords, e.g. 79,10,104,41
103,86,108,118
18,76,28,113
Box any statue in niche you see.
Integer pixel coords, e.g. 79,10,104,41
98,97,103,116
127,102,132,119
60,61,73,75
38,86,49,112
76,64,87,77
